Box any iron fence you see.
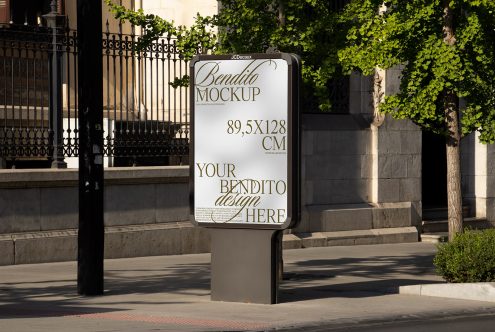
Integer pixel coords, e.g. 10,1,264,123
0,20,191,168
0,8,352,168
102,21,191,167
0,25,52,164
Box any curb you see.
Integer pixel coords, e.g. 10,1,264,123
399,282,495,303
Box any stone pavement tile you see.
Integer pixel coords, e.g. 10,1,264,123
1,243,495,331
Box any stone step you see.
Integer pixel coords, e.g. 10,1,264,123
0,222,211,266
422,206,470,221
283,227,419,250
0,223,419,266
421,217,493,233
318,203,414,232
420,232,448,244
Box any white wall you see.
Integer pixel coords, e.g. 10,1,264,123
140,0,217,26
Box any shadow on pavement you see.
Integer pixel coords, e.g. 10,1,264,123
0,262,210,319
103,263,211,296
291,252,437,275
0,251,445,315
280,278,439,303
280,252,443,303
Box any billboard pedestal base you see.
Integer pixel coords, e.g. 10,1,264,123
210,228,282,304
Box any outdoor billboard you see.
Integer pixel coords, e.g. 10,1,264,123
190,53,300,230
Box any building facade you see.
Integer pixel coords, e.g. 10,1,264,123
0,0,494,265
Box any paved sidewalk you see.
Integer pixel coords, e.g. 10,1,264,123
1,243,495,331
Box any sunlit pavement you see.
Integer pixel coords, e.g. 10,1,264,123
1,243,494,331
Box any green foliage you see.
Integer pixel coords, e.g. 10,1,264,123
105,0,351,111
169,75,190,89
215,0,350,112
105,0,217,89
104,0,217,60
434,229,495,283
339,0,495,142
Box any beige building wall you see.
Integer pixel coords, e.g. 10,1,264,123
140,0,217,26
62,1,217,128
63,0,135,114
64,0,135,31
137,1,218,124
60,0,218,168
64,0,218,30
462,132,495,222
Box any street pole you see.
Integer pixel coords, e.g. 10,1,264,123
77,0,104,295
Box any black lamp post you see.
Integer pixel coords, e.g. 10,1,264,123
77,0,104,296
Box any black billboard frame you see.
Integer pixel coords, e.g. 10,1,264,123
189,53,301,231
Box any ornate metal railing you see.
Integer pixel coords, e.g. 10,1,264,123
0,3,352,168
102,22,191,167
0,25,52,164
0,20,191,168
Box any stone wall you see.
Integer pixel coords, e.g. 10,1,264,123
297,113,372,233
0,167,190,232
488,144,495,221
373,116,422,207
294,69,422,236
0,167,210,265
461,132,495,221
296,112,421,235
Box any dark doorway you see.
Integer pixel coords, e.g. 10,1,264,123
422,130,447,208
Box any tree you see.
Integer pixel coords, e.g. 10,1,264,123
339,0,495,240
213,0,350,111
103,1,217,59
105,0,350,112
104,0,217,88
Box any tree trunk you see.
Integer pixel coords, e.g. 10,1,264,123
278,1,286,26
443,1,463,241
444,92,463,240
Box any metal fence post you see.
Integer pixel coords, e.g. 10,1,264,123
44,1,67,168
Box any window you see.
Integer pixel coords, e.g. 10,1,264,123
10,0,51,25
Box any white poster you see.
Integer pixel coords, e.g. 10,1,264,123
193,56,289,226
